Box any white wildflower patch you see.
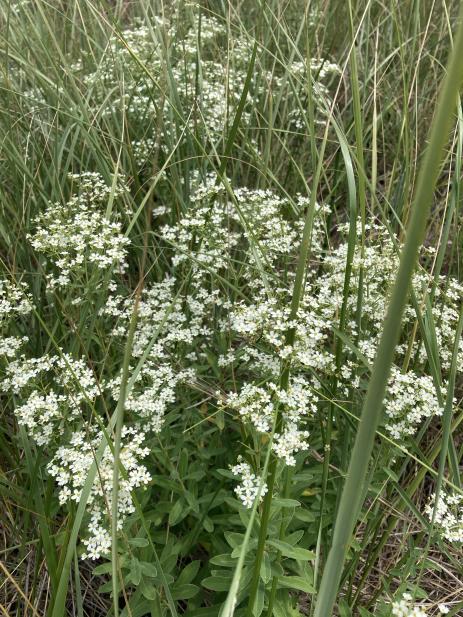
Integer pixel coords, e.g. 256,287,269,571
426,489,463,543
65,14,343,179
383,367,444,439
0,279,33,325
4,2,463,611
3,158,462,574
78,16,259,168
28,172,130,289
391,594,428,617
2,353,99,445
10,172,461,561
48,426,151,560
225,377,317,465
230,460,268,508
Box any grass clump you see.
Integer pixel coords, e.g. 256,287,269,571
1,2,463,617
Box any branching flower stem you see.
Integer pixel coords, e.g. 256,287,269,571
111,219,149,617
245,134,325,617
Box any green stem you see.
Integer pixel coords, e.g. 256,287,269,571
111,290,142,616
246,108,325,617
111,225,149,615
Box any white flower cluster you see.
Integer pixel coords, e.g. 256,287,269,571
0,335,28,357
300,227,451,439
48,426,151,559
391,594,428,617
225,383,275,433
272,424,310,467
77,16,258,168
0,279,33,324
107,362,194,434
160,178,331,287
383,367,444,440
426,489,463,543
230,460,268,508
390,593,449,616
224,377,316,466
421,278,463,373
0,279,33,357
101,275,215,358
229,292,334,371
2,353,98,446
277,58,342,130
311,224,463,375
28,172,130,289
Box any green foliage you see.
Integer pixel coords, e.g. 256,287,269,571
0,2,462,617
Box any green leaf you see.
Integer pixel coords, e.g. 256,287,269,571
260,552,271,584
267,539,315,561
231,540,257,558
210,554,238,568
129,537,149,548
203,516,214,533
294,509,316,523
277,576,315,594
140,580,157,601
216,469,235,480
273,599,304,617
338,599,352,617
169,500,185,526
139,561,158,578
224,531,245,548
253,581,265,617
93,562,112,575
184,490,200,514
128,557,142,586
272,498,301,509
284,530,304,545
172,584,200,600
98,580,113,593
176,560,201,586
179,449,188,477
202,576,231,592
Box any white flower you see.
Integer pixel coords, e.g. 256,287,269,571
0,279,33,326
391,594,428,617
28,172,130,290
273,424,310,466
426,490,463,543
230,460,268,508
48,426,151,559
225,383,275,433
